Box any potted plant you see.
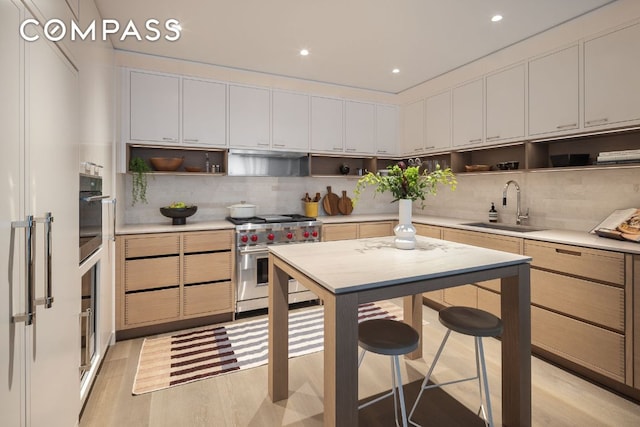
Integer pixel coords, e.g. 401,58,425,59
353,161,456,249
129,157,151,205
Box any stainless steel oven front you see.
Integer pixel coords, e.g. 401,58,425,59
79,174,108,264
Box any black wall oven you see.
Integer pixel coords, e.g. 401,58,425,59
79,174,107,264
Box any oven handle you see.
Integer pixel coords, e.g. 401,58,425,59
81,195,111,202
238,246,269,256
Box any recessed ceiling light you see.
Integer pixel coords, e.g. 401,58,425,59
491,14,503,22
392,68,400,74
300,49,309,56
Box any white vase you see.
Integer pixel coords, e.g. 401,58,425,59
394,199,416,249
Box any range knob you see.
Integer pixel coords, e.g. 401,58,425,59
267,233,275,241
240,235,248,243
303,231,310,238
250,234,258,242
311,230,318,238
286,232,293,240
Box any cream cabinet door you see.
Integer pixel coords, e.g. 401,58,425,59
452,78,483,147
402,99,424,154
345,100,375,155
311,96,344,153
425,90,451,152
129,71,180,143
528,45,579,137
182,78,226,147
584,22,640,129
485,64,525,144
375,104,398,156
272,90,309,152
229,84,270,149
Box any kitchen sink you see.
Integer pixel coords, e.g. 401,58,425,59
462,222,546,233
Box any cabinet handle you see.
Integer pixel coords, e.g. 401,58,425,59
11,216,36,325
555,248,582,257
469,138,482,143
332,147,343,151
257,142,270,147
424,145,435,150
162,137,177,142
183,138,199,143
273,143,286,148
377,150,388,154
486,135,501,141
556,123,577,129
585,118,608,126
79,308,93,371
35,212,54,309
345,148,356,152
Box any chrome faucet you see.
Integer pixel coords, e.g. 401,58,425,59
502,180,529,225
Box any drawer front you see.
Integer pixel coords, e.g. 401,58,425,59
531,268,624,332
359,221,393,238
476,278,501,293
423,289,444,304
125,256,180,291
184,230,233,253
322,224,358,241
415,224,441,239
124,234,180,258
524,241,624,285
125,288,180,326
184,252,232,284
183,282,233,317
532,306,625,382
442,228,521,254
477,288,501,319
443,284,477,308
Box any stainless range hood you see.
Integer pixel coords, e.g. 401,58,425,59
227,149,309,177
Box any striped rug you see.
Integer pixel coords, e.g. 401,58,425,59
132,300,403,395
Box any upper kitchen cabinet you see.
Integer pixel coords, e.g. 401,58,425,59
402,99,424,154
452,78,484,148
375,104,399,156
345,100,375,155
310,96,344,153
129,70,180,143
485,63,525,144
182,78,226,147
425,91,452,153
584,22,640,130
528,45,580,137
229,84,271,149
271,90,310,152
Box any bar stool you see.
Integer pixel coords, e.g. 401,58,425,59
408,306,503,427
358,318,420,427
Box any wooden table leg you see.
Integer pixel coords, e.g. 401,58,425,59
404,294,423,360
323,293,359,427
268,255,290,402
500,263,532,427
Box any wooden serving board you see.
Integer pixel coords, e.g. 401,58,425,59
322,186,340,215
338,190,353,215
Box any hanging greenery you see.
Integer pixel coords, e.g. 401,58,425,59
129,157,151,205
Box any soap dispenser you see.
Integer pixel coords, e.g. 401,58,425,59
489,202,498,223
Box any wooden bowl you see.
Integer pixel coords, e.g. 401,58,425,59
185,166,203,172
149,157,184,171
159,205,198,225
465,164,491,172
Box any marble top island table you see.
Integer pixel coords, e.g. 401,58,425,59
268,236,532,426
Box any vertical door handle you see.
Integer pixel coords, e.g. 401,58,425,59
35,212,54,309
11,215,36,325
103,198,117,242
79,308,93,372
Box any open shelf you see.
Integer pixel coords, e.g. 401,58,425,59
127,144,228,175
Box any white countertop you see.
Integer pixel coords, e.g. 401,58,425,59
116,220,234,235
269,235,531,294
116,213,640,254
319,213,640,255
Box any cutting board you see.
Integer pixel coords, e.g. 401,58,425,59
338,190,353,215
322,186,340,215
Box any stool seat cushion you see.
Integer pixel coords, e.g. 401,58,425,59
358,319,419,356
439,306,503,337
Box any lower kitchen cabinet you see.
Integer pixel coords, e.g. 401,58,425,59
116,230,234,334
322,221,394,241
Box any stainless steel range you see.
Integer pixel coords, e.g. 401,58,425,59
227,214,322,314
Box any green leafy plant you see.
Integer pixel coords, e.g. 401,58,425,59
129,157,151,205
353,161,457,208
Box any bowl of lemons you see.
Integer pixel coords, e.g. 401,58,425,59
159,202,198,225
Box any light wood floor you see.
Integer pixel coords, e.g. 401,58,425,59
80,301,640,426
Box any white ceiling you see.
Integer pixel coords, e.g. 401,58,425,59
94,0,615,94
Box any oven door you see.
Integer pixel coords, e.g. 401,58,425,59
237,247,269,303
